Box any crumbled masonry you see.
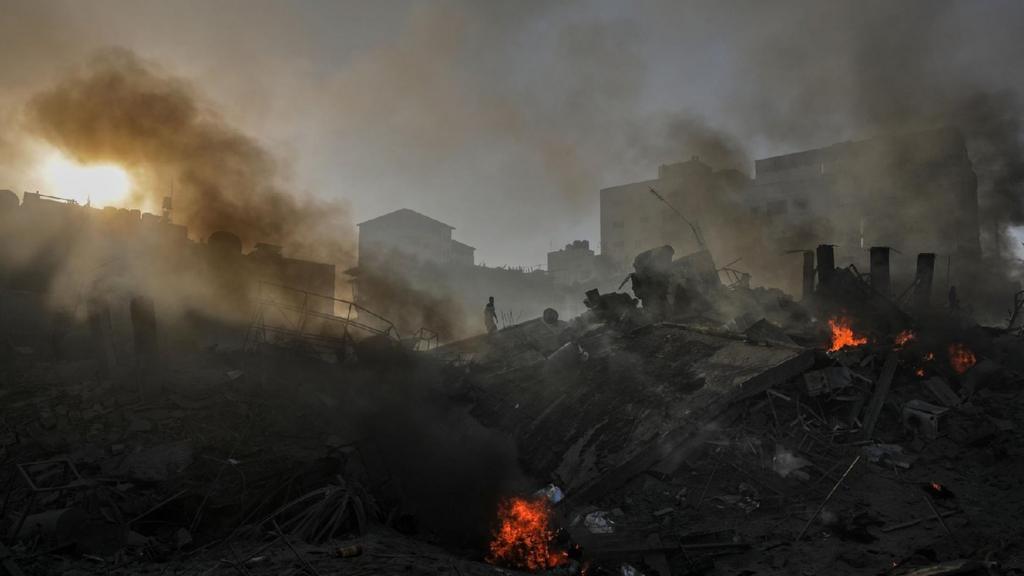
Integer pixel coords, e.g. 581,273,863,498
3,241,1024,575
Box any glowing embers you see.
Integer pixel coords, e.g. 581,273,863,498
487,496,567,571
827,316,869,352
894,329,916,349
947,343,976,375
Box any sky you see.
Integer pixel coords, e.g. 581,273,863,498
1,0,1022,267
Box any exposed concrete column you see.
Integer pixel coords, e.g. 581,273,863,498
86,296,116,376
815,244,835,290
870,246,891,296
130,295,157,359
802,250,815,300
914,253,936,309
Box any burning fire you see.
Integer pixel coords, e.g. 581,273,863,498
948,343,976,375
915,368,926,377
827,317,869,352
894,329,916,349
488,497,567,571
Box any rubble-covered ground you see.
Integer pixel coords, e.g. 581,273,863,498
441,312,1024,576
3,290,1024,576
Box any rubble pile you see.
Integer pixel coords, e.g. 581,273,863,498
0,347,523,576
3,244,1024,576
441,313,1024,575
430,245,1024,575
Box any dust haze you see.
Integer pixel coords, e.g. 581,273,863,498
26,48,352,265
0,0,1022,320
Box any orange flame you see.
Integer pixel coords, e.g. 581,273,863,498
931,481,943,492
894,329,916,349
827,317,869,352
915,368,926,377
924,352,935,362
948,343,976,375
487,497,567,571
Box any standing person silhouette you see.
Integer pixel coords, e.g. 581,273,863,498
484,296,498,333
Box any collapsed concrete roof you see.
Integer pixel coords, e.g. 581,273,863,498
444,319,813,507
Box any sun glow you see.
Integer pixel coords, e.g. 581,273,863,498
41,153,132,208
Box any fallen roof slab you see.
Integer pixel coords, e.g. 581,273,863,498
459,321,813,509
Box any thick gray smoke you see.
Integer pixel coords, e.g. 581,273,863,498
7,47,482,338
26,48,352,264
725,1,1024,246
0,1,1022,309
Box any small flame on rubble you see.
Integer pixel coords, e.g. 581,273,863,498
487,497,568,571
923,480,955,499
915,368,926,377
827,317,869,352
924,352,935,361
948,343,977,375
894,329,916,349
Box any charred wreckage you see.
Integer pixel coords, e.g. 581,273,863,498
2,175,1024,576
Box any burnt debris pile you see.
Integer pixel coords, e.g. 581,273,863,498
436,243,1024,575
2,237,1024,575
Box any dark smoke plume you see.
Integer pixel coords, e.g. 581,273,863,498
16,47,477,338
657,114,750,173
26,48,352,265
355,267,471,342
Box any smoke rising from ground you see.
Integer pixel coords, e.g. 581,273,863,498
355,266,471,342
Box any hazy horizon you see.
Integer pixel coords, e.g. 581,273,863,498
2,0,1022,269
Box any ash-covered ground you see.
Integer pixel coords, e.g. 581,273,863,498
3,245,1024,576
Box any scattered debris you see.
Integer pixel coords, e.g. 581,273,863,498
4,236,1024,576
903,399,950,440
583,511,616,534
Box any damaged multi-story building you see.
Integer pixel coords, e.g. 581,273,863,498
599,128,988,299
749,127,981,274
546,240,599,287
600,156,749,274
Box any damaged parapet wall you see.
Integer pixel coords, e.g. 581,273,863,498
0,191,336,358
